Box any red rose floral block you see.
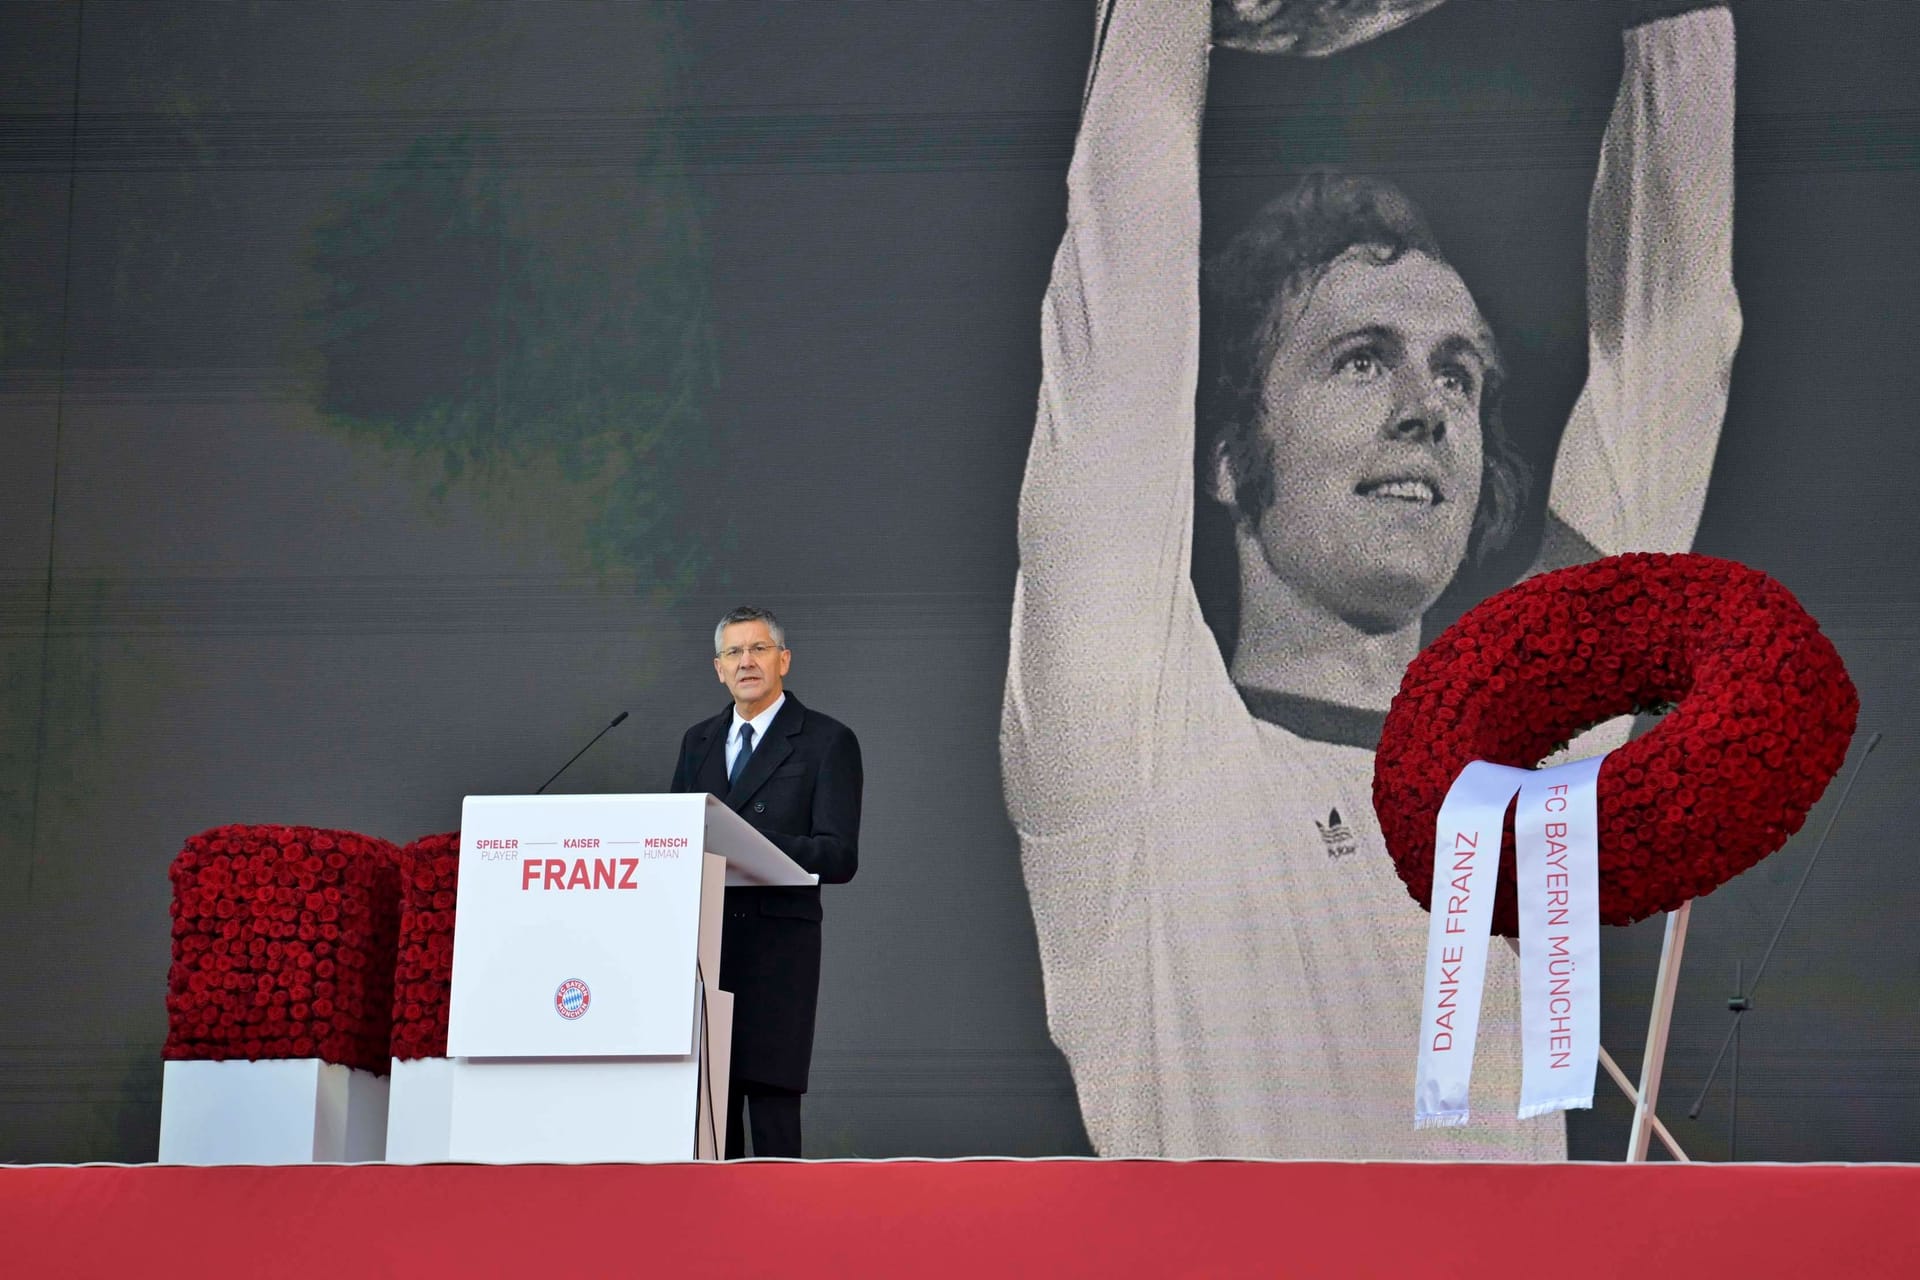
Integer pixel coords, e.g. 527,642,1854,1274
164,824,401,1073
389,831,460,1061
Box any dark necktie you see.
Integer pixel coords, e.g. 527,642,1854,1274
727,723,755,791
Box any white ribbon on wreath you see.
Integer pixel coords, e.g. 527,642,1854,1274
1413,753,1608,1127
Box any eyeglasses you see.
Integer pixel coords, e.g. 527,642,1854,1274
718,643,783,663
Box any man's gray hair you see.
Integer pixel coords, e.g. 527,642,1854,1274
713,605,786,655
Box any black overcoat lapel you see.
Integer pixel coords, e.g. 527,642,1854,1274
692,712,731,797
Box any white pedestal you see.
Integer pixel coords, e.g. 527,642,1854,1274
158,1058,389,1164
385,1056,456,1164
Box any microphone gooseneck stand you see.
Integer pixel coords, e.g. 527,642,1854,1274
535,711,630,795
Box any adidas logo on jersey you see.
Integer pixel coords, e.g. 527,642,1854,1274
1315,807,1358,860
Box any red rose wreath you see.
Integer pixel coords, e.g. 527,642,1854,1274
165,824,401,1072
1374,553,1857,936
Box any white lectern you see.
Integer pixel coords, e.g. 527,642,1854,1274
385,793,814,1163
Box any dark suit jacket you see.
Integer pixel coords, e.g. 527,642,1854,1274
669,692,861,1093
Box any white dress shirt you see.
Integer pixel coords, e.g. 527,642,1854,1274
726,693,786,781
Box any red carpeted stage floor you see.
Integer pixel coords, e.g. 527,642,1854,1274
5,1159,1916,1276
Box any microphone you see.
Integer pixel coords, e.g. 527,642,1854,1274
535,711,629,795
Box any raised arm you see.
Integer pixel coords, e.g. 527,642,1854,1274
1538,0,1741,569
1002,0,1213,838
